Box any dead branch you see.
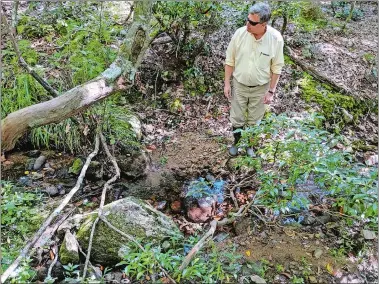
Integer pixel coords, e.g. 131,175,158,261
77,243,102,279
124,4,134,24
100,216,177,284
179,205,246,272
179,220,217,271
82,133,120,279
284,45,355,97
47,245,58,279
1,14,59,98
1,134,100,284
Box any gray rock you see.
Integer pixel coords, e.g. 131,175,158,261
249,275,266,284
86,161,103,181
18,176,32,186
117,152,149,179
104,272,123,283
44,185,59,196
362,229,376,240
76,197,182,264
308,276,317,283
33,156,47,170
31,172,44,180
59,231,80,265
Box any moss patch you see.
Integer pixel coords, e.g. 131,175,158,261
299,73,377,133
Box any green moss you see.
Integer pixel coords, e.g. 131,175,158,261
68,158,84,175
59,237,79,265
299,73,377,132
284,55,295,66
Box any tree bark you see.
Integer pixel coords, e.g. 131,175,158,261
1,1,155,152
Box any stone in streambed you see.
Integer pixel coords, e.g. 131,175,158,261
33,156,47,170
76,197,182,264
59,231,80,264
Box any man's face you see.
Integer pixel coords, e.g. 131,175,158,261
246,13,266,35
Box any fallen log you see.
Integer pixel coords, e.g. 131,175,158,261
1,1,155,152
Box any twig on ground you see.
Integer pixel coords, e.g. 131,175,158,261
82,133,120,279
179,205,246,272
179,220,218,271
1,13,58,98
100,216,176,284
47,245,58,279
77,243,102,279
1,134,100,284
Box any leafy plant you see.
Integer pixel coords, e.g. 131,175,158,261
1,181,45,279
63,263,80,282
117,236,242,283
234,113,378,226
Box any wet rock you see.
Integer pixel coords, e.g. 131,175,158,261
55,167,69,179
86,161,103,181
117,152,148,179
76,197,182,264
362,229,376,240
27,150,41,158
104,272,123,283
33,156,47,170
26,159,36,171
44,185,59,196
31,172,44,180
59,231,79,264
301,215,316,225
18,176,32,186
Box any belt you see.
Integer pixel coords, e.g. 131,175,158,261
246,85,259,88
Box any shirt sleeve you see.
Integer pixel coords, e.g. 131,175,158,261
225,31,238,67
271,38,285,74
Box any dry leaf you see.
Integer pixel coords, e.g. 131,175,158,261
245,250,251,257
49,250,55,260
326,263,333,274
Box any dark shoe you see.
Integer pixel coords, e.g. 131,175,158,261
232,127,242,145
246,147,256,158
229,145,238,156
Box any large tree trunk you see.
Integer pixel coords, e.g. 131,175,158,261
1,1,155,152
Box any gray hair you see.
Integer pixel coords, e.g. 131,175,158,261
249,2,271,23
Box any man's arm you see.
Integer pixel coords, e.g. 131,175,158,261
224,64,234,100
269,73,281,93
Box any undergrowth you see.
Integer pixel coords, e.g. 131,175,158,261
1,181,47,283
116,235,242,283
235,112,378,227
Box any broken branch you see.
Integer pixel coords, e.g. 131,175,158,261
82,133,120,279
1,134,100,284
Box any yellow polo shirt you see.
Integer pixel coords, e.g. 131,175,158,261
225,25,284,86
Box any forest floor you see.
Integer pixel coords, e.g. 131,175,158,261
2,1,378,283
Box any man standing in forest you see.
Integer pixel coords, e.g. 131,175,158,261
224,2,284,157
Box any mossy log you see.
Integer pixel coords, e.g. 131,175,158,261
1,1,155,152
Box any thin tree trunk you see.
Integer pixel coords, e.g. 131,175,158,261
281,14,288,35
1,1,155,152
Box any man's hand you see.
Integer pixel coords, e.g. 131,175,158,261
263,91,274,104
224,83,232,101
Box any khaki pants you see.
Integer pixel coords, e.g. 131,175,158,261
230,78,269,128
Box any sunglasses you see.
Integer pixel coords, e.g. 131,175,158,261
246,17,261,26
